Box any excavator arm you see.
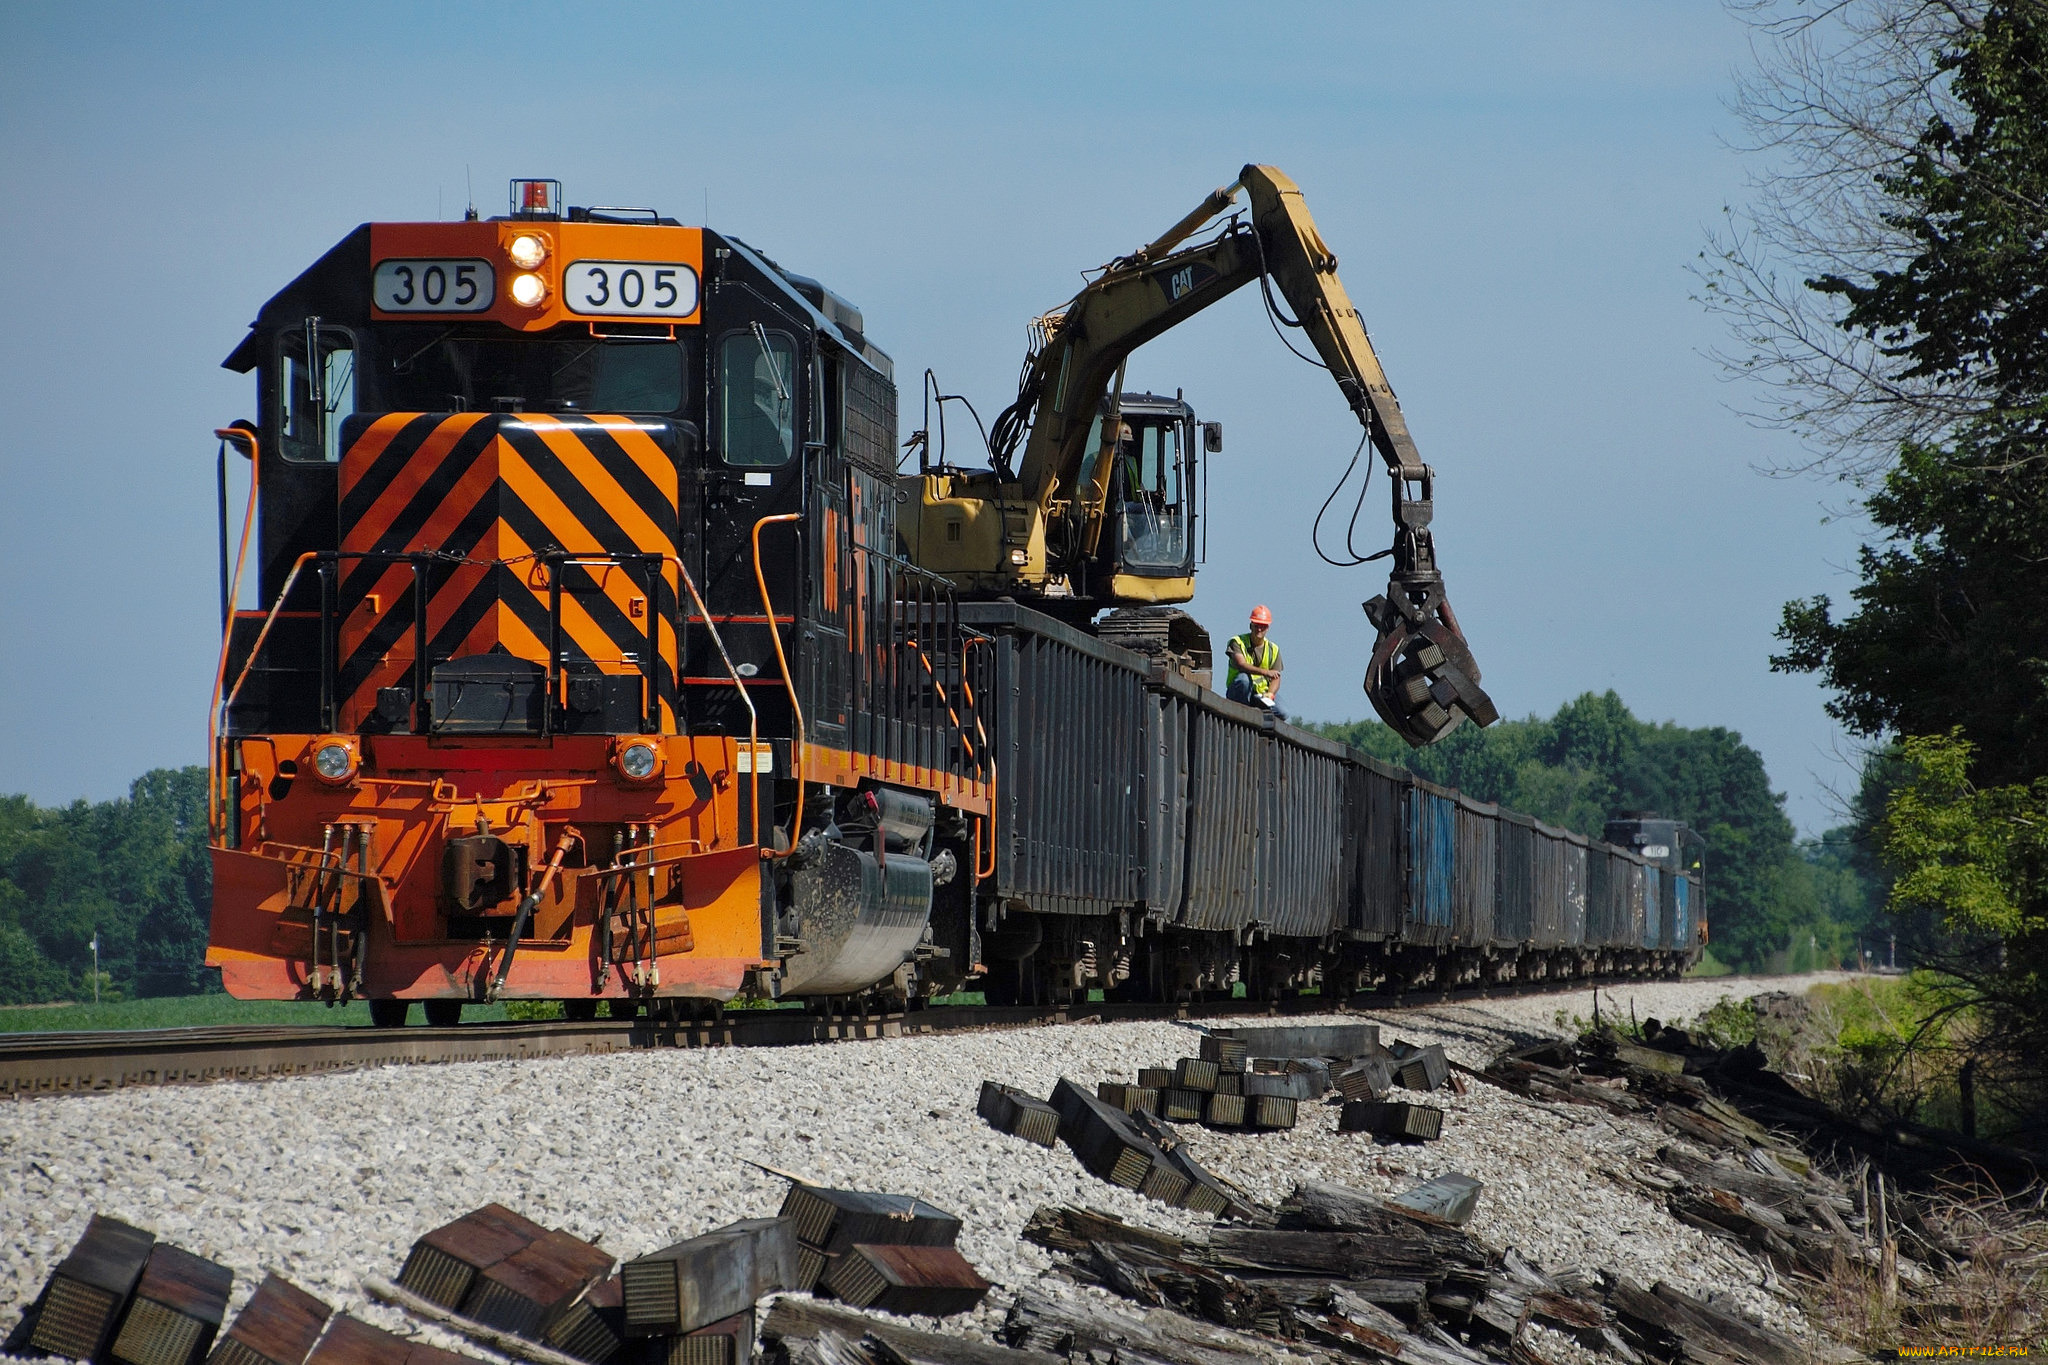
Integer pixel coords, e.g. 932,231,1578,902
942,165,1496,745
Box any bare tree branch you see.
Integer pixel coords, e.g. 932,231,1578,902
1699,0,1997,478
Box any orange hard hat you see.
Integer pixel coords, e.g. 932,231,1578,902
1249,604,1273,626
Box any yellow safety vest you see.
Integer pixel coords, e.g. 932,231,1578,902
1227,634,1280,696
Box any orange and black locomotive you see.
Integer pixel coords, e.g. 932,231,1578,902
208,180,991,1022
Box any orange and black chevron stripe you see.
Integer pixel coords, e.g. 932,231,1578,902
334,413,681,732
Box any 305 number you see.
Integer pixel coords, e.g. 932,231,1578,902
565,260,700,318
372,259,494,313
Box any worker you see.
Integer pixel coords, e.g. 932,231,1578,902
1225,605,1283,715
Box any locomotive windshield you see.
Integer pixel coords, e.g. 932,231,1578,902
376,328,692,416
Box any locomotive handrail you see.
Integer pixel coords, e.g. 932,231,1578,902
662,552,759,846
208,428,262,842
751,513,806,860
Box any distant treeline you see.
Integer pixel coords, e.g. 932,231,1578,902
0,768,213,1005
1316,692,1883,972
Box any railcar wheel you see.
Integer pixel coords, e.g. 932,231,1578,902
562,999,599,1021
423,999,464,1027
369,999,411,1028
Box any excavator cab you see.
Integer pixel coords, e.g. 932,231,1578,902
1071,393,1208,603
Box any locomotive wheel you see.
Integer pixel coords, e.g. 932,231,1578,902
561,999,599,1022
368,999,411,1028
423,999,464,1027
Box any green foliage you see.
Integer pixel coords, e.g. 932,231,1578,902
1687,995,1760,1050
1811,2,2048,413
1881,730,2048,938
1774,433,2048,787
0,767,214,1004
1317,692,1856,970
503,999,565,1021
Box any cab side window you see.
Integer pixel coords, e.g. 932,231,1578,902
719,329,797,466
279,325,357,463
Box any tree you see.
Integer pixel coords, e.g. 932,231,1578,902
1877,730,2048,1118
1698,0,2004,474
1761,1,2048,774
0,768,215,1004
1719,1,2048,1130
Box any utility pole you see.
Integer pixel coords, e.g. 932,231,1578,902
91,932,100,1004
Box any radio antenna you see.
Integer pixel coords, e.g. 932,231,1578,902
465,165,476,222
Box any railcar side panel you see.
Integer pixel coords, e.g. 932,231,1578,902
1454,795,1500,946
970,606,1151,917
1641,861,1662,952
1250,723,1351,939
1562,833,1590,948
1143,687,1193,919
1347,756,1405,939
1181,705,1262,932
1497,811,1535,944
1404,781,1456,945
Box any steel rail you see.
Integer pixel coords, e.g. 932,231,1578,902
0,976,1661,1100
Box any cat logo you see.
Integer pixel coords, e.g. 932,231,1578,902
1170,266,1195,300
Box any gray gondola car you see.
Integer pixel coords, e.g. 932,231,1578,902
932,599,1700,1003
965,603,1152,919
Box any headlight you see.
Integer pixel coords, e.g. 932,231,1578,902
312,741,356,783
510,272,548,307
507,234,548,269
1009,549,1028,566
617,741,659,781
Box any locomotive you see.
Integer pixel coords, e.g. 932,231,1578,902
204,178,1702,1023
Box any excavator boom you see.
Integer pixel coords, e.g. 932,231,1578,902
906,165,1497,745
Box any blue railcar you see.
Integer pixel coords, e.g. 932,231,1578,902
1405,782,1457,945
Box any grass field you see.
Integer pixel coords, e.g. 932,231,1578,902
0,995,521,1033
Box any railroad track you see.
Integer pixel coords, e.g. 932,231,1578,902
0,977,1623,1099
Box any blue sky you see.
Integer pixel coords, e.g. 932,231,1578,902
0,2,1872,832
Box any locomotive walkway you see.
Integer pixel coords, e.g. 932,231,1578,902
0,981,1612,1098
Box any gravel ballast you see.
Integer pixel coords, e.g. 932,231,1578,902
1,973,1858,1355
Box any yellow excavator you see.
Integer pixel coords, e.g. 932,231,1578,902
898,164,1496,745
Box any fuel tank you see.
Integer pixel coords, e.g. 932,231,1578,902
777,844,934,995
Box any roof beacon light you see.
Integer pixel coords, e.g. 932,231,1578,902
510,178,562,219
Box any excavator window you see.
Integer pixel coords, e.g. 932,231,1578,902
1117,417,1189,572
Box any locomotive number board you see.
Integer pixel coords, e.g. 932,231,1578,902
564,261,700,318
372,259,496,312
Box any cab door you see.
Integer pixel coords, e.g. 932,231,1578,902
688,303,808,739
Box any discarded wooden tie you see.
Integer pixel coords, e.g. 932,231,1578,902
974,1081,1058,1148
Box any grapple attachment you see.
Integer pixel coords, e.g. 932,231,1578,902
1362,469,1498,747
